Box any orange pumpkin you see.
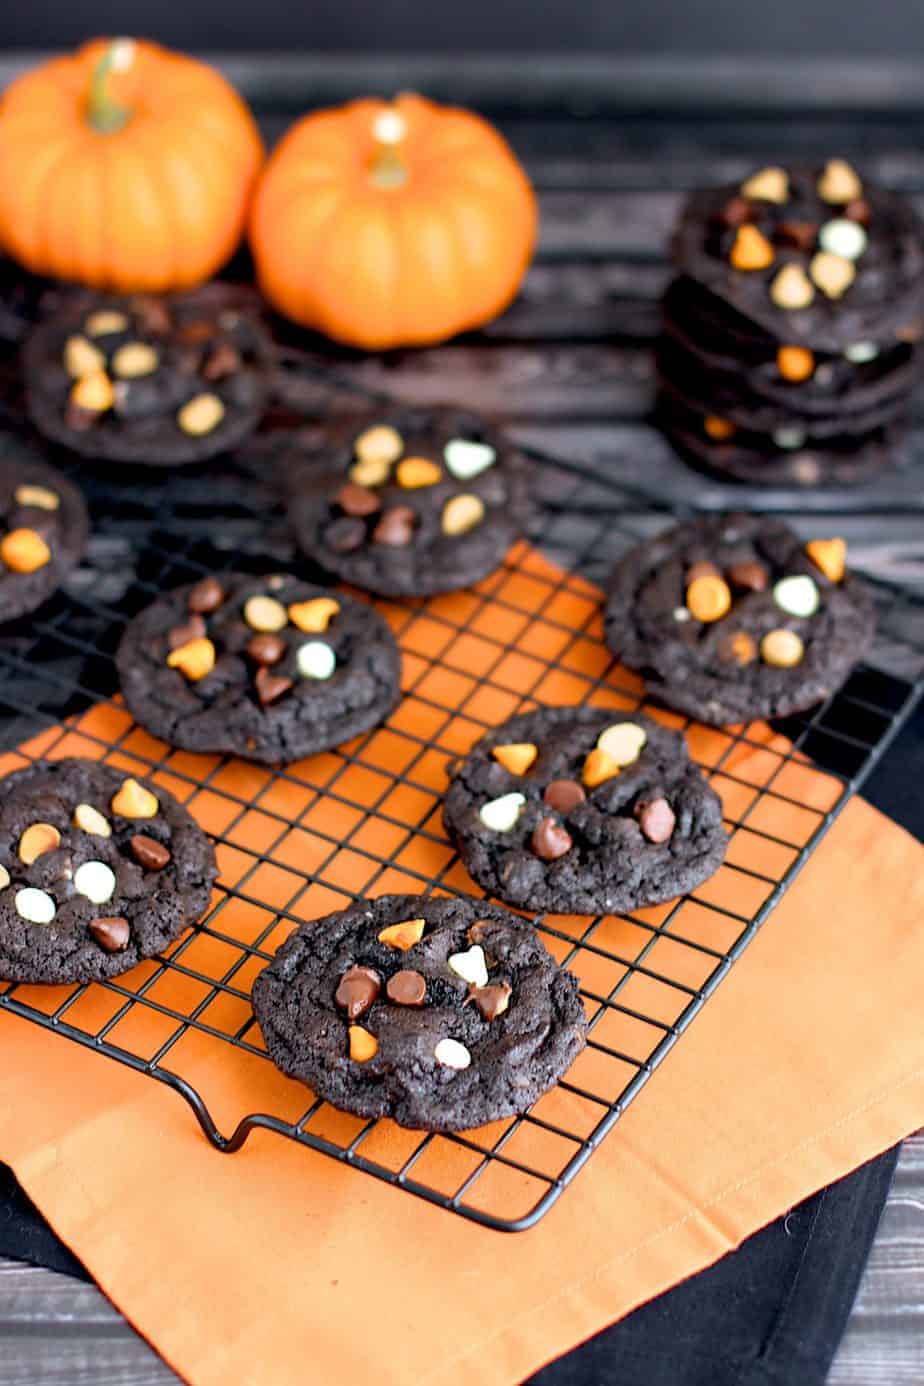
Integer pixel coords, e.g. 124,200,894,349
0,38,263,292
249,94,538,349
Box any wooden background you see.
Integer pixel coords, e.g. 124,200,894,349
0,57,922,1383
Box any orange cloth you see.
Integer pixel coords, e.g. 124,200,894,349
0,542,922,1385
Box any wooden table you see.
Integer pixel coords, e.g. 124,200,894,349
0,53,922,1383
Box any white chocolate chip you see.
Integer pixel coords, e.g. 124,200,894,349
112,341,159,378
177,393,225,437
0,865,9,890
817,158,862,204
73,860,117,905
64,335,105,379
844,341,878,364
770,264,815,310
85,310,129,337
448,945,489,989
673,607,691,622
444,438,496,480
810,251,855,300
478,792,526,833
596,722,647,767
434,1038,471,1070
818,219,867,262
18,822,61,864
15,887,56,924
296,641,336,680
773,575,820,618
73,803,112,838
773,426,807,450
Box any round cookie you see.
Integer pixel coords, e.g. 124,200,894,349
251,893,588,1132
116,572,401,766
0,758,217,985
658,397,902,488
604,513,876,725
288,406,529,597
0,455,89,623
672,162,924,355
443,707,727,915
24,288,269,465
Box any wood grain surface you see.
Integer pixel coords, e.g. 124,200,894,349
0,87,922,1384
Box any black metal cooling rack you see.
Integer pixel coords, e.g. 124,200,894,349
0,339,921,1233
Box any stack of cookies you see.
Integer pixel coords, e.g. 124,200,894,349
659,160,924,485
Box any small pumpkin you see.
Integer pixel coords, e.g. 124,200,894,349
0,38,263,292
249,94,538,349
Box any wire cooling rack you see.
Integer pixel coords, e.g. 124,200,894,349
0,347,921,1232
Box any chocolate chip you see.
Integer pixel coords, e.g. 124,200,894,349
775,221,818,251
686,560,721,584
334,965,381,1019
372,506,416,547
635,798,676,845
188,576,225,614
177,320,214,345
89,916,131,953
718,196,753,227
167,615,207,651
467,920,491,946
531,817,573,861
246,633,286,666
254,668,293,705
386,968,427,1006
202,342,241,381
133,297,172,335
543,779,586,814
845,198,870,225
326,516,366,553
336,482,382,518
130,834,172,870
727,561,768,592
65,402,98,432
469,982,512,1021
717,630,757,665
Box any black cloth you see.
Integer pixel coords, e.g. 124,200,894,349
0,702,921,1381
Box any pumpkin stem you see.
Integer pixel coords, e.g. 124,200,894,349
369,108,408,189
86,38,135,135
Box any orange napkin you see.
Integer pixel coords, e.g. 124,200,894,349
1,542,922,1386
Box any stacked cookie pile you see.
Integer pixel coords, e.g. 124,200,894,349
659,159,924,484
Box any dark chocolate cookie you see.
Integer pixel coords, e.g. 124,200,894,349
116,572,401,765
0,454,89,622
604,513,876,725
288,406,529,597
672,162,924,354
443,707,727,915
24,287,269,465
0,758,216,984
251,893,588,1131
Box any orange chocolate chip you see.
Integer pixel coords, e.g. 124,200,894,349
377,918,426,950
0,528,51,574
288,597,340,632
492,742,538,775
396,457,442,488
704,416,736,441
348,1025,378,1062
805,537,847,583
730,225,774,271
686,574,732,623
70,369,114,413
582,747,619,789
776,346,815,382
167,637,216,682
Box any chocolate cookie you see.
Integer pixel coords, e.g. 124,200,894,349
604,513,876,725
0,758,216,984
0,455,89,623
251,893,587,1131
443,707,727,915
116,572,401,765
288,406,529,597
672,162,924,353
24,289,269,465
